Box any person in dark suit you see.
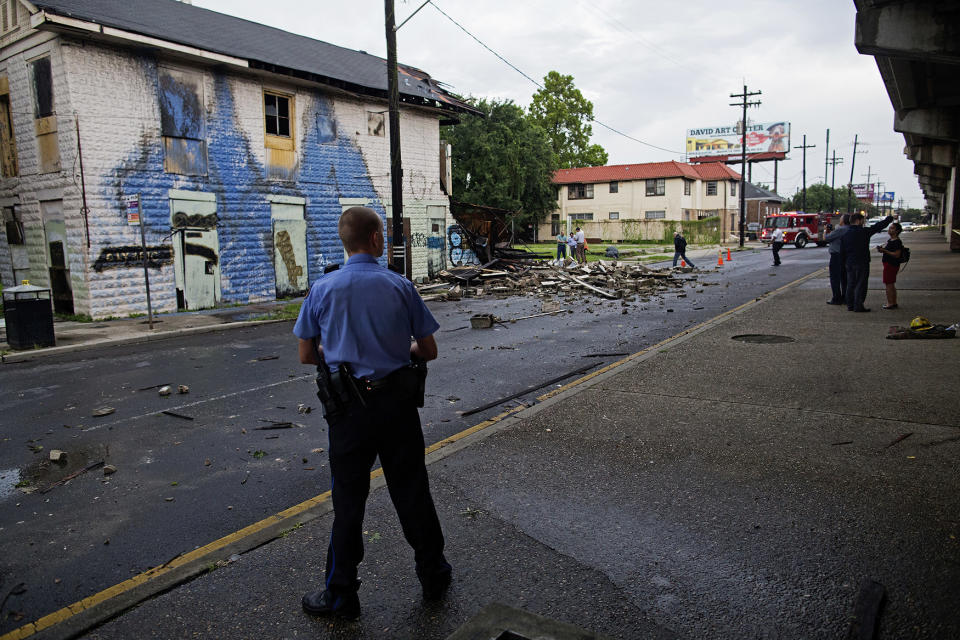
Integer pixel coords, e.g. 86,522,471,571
824,214,850,305
840,213,893,312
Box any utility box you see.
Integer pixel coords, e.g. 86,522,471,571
2,282,56,350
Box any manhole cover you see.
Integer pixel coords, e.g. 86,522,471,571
731,334,796,344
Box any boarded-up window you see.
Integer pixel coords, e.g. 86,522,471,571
367,111,384,137
32,57,54,118
158,68,207,176
263,90,295,179
0,77,17,178
31,57,59,173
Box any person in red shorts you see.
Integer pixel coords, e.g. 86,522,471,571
876,222,903,309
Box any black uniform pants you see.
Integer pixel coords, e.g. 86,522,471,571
324,386,447,593
772,241,784,265
845,261,869,310
828,252,847,302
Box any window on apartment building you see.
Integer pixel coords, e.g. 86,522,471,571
706,181,718,196
1,0,21,34
645,178,665,196
645,210,666,219
264,92,292,137
731,181,738,196
609,181,618,193
567,183,594,200
683,180,691,196
367,111,385,136
31,57,54,118
608,212,619,220
571,213,593,221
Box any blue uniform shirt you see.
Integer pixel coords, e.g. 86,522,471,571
293,254,439,380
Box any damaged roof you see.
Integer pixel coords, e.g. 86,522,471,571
553,160,740,185
29,0,480,117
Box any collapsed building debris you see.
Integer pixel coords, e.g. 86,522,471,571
420,258,699,304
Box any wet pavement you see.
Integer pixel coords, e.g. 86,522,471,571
2,232,959,639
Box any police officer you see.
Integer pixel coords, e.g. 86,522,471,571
294,206,451,620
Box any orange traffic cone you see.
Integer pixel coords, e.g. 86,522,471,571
717,251,724,266
726,248,732,261
680,259,686,267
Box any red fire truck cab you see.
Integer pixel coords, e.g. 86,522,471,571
760,211,841,248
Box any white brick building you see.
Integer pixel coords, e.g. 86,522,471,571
0,0,476,318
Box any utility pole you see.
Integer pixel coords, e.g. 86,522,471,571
828,151,843,213
730,84,762,247
796,135,816,212
875,179,883,214
384,0,405,275
861,166,872,214
824,128,830,186
846,134,858,213
773,159,778,193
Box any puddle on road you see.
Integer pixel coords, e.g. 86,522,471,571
0,468,22,499
17,444,110,494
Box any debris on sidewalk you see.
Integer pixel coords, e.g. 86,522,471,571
177,384,190,394
91,407,115,417
49,449,66,463
158,386,172,396
103,464,117,475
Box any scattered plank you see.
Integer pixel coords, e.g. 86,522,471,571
160,410,194,421
39,460,105,494
461,363,598,417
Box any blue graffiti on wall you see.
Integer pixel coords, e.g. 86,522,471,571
446,225,478,266
103,57,384,308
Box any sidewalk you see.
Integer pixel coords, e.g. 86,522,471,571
9,231,960,639
0,300,299,363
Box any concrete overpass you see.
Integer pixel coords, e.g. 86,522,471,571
855,0,960,250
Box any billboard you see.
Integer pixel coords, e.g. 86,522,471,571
686,121,790,158
880,191,895,202
852,183,875,201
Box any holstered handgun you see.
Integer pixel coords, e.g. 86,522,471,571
409,357,428,408
315,358,364,418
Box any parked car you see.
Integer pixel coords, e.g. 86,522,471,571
899,221,916,231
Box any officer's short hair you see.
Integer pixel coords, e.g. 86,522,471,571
339,207,382,252
850,213,864,224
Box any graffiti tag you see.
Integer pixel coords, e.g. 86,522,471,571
92,245,173,272
172,212,218,229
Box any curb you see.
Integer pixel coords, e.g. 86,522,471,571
0,318,291,364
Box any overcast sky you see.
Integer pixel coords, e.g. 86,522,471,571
194,0,922,209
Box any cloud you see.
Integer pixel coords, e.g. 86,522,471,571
194,0,925,207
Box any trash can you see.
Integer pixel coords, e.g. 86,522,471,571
2,281,56,350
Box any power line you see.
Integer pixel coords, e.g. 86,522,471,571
427,1,685,157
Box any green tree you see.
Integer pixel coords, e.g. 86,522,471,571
440,98,558,226
783,183,878,216
528,71,608,169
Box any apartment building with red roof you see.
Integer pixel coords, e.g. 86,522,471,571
542,160,742,242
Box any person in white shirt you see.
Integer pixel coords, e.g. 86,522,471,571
574,227,586,262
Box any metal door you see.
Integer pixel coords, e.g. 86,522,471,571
41,200,73,314
426,207,446,279
272,216,307,297
170,195,220,310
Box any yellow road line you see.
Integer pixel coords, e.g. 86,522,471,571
1,269,823,640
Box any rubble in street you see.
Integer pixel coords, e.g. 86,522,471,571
419,257,702,305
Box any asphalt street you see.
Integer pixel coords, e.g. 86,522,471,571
0,244,830,633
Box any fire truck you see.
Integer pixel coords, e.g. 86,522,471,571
759,211,841,248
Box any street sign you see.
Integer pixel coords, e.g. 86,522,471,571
126,195,141,225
